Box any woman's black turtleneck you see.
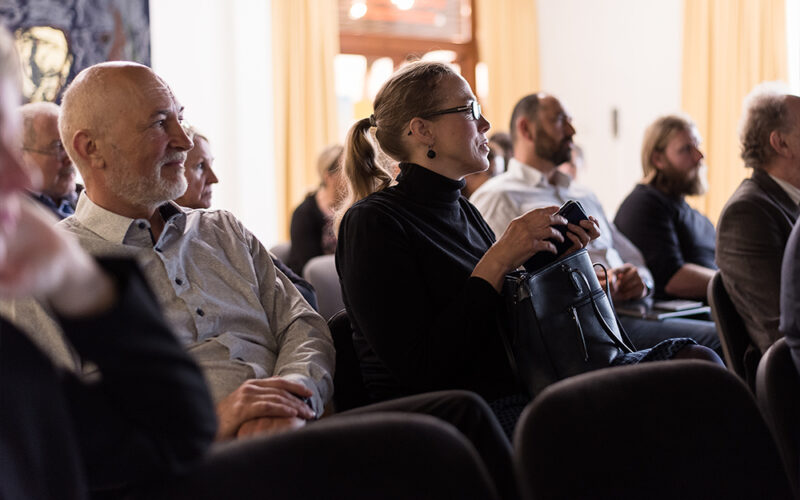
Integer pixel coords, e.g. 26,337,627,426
336,163,519,402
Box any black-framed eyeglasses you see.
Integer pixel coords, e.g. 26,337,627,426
423,100,481,121
23,141,68,160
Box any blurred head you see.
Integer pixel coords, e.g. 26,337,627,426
0,27,35,253
338,61,490,222
510,93,575,169
739,83,800,172
59,62,193,216
317,143,345,203
174,125,217,209
488,131,512,172
642,114,706,197
20,101,75,200
557,143,584,180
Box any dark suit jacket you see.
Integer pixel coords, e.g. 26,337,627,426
781,222,800,374
0,258,216,499
716,168,799,353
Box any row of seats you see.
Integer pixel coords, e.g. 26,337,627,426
276,242,799,497
708,271,800,495
327,310,797,499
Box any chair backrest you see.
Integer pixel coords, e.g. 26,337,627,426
757,337,800,497
514,361,793,500
708,271,760,390
269,241,291,263
303,254,344,321
136,413,499,500
327,309,371,412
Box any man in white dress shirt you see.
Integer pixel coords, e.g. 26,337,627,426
471,93,719,353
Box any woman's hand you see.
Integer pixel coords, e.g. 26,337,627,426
473,206,566,291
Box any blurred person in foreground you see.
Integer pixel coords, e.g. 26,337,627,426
0,27,216,500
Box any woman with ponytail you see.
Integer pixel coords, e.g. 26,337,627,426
335,61,602,435
335,61,716,437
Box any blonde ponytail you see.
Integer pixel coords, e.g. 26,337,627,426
334,117,393,230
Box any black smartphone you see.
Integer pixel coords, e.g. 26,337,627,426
523,200,589,272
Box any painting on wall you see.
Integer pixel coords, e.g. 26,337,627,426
0,0,150,103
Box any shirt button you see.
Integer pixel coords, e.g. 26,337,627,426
138,222,146,229
175,278,183,285
196,308,205,317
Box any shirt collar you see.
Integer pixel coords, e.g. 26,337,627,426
768,173,800,206
73,191,187,244
507,158,571,188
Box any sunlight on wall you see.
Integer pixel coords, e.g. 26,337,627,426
538,0,683,220
150,0,277,246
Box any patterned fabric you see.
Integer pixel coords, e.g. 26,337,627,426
489,393,531,440
30,192,75,220
612,338,696,365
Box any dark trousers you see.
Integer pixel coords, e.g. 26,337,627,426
128,391,516,500
342,390,518,500
621,316,721,355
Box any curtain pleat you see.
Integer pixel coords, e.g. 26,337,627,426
272,0,339,240
681,0,787,224
475,0,540,132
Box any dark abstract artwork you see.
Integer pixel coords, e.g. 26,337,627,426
0,0,150,102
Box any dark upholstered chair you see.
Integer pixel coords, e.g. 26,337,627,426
129,413,499,500
268,241,291,263
708,271,761,390
514,361,793,500
303,255,345,321
327,309,371,412
757,338,800,497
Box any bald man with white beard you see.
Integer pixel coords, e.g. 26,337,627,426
20,62,335,439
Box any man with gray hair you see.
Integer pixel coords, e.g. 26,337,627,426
19,101,78,218
716,85,800,354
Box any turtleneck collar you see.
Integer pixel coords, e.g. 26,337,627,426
395,162,466,204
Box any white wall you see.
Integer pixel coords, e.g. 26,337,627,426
150,0,278,246
537,0,684,219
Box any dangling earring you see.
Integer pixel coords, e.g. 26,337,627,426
427,145,436,159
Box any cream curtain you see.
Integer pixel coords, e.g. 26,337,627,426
474,0,540,132
682,0,787,224
272,0,340,240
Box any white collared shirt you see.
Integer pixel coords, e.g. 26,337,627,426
7,192,334,414
470,158,653,282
